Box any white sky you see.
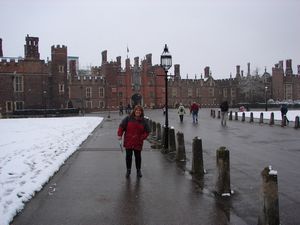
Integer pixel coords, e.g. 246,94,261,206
1,0,299,79
0,110,299,224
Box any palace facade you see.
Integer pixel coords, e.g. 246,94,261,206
0,35,300,116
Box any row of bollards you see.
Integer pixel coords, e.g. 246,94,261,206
211,109,300,129
145,117,280,225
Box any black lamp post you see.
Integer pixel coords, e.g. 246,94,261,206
160,44,172,149
265,86,268,111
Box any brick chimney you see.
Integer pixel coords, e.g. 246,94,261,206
101,50,107,65
204,66,210,78
285,59,293,75
247,62,250,76
236,65,241,78
174,64,180,77
0,38,3,57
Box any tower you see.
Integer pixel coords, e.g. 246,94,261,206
24,34,40,60
50,45,68,108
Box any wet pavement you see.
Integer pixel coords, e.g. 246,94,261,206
11,109,300,225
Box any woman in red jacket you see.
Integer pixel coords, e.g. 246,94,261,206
117,105,150,178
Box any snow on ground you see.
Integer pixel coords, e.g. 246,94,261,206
0,117,103,225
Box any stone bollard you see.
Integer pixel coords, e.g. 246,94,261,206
269,112,274,125
281,116,287,127
176,132,186,162
152,121,157,138
217,110,221,119
156,122,162,141
215,146,231,196
295,116,300,129
259,112,264,124
168,127,176,152
258,166,280,225
242,112,245,122
250,112,254,123
234,112,238,121
213,110,216,118
191,137,204,179
149,119,153,132
229,111,233,120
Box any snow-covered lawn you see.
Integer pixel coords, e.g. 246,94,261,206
0,117,103,225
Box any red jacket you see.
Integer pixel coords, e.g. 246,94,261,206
117,116,150,151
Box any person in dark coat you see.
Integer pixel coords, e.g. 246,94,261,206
280,104,289,125
220,101,229,126
117,105,150,178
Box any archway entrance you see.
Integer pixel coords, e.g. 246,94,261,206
131,93,142,107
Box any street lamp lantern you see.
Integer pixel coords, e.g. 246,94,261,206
160,44,172,150
160,44,172,72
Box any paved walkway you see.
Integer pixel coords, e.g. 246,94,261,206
11,109,300,225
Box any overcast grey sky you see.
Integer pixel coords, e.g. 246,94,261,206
1,0,299,79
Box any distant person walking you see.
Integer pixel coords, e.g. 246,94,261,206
119,104,124,116
220,101,229,126
177,103,186,122
117,105,150,178
280,104,289,125
190,102,199,123
126,104,131,114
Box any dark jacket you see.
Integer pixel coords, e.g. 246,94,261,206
220,101,229,112
280,105,288,115
117,116,150,151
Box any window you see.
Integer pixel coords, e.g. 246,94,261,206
150,92,154,98
285,84,293,99
209,88,214,97
59,65,64,73
59,84,64,95
223,88,227,97
15,101,24,110
86,101,92,109
231,88,236,97
118,92,123,97
118,79,123,85
14,76,24,92
99,87,105,98
86,87,92,98
99,101,104,108
172,88,177,98
196,88,201,97
188,88,193,97
6,101,13,112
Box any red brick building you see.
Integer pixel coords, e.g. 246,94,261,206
1,35,300,116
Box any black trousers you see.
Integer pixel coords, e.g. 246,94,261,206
126,149,141,170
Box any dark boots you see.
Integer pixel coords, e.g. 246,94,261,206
126,169,142,178
126,169,131,178
137,170,142,178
